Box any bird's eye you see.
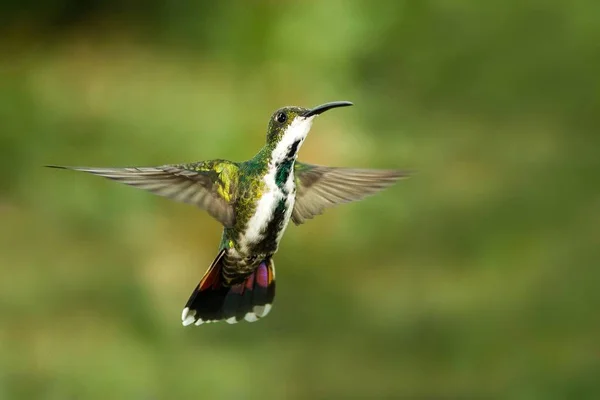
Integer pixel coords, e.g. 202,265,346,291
276,112,287,123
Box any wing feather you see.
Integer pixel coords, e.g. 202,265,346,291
292,162,411,225
47,162,238,227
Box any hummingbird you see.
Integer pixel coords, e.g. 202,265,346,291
48,101,410,326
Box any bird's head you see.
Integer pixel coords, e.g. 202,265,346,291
264,101,353,164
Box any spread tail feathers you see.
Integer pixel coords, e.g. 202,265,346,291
181,250,276,326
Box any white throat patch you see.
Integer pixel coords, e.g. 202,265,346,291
270,116,314,165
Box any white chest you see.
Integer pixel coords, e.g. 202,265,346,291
239,164,296,253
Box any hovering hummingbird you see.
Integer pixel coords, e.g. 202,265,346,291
48,101,410,326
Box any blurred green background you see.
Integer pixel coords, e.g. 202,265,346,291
1,1,599,398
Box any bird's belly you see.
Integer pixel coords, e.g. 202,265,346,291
239,189,295,255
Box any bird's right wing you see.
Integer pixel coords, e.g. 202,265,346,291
291,162,412,225
47,160,239,227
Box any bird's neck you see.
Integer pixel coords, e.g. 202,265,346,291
249,147,294,194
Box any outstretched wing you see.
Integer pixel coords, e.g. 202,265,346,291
47,160,238,227
291,162,411,225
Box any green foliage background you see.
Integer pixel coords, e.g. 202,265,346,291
1,1,599,398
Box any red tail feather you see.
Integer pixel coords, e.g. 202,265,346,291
181,251,276,326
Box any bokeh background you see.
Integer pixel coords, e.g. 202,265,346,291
2,1,599,398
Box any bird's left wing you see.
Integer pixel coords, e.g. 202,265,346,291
291,162,412,225
47,161,238,227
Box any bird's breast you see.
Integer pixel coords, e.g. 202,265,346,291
238,165,296,255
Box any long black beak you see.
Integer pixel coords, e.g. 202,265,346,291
303,101,353,117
